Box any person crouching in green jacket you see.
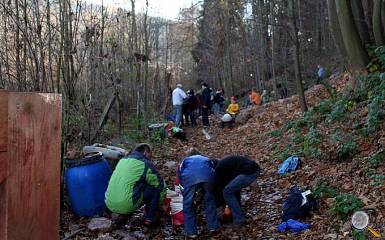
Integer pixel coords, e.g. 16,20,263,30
105,143,167,227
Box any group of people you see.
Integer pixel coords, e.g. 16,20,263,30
172,82,231,129
172,83,268,130
105,144,261,239
172,83,212,129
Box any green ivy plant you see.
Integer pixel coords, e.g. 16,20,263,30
331,193,364,220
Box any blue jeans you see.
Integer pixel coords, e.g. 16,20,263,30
174,104,183,127
223,173,259,224
183,182,219,235
213,103,220,114
143,185,160,222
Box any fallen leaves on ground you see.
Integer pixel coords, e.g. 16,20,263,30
61,73,385,239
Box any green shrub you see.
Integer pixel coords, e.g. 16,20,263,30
303,127,323,158
368,150,385,169
298,112,314,128
313,98,334,116
352,229,367,240
367,46,385,72
276,148,291,162
283,120,298,132
313,180,339,198
326,97,349,123
331,193,364,220
364,95,384,135
374,46,385,68
369,174,385,186
291,128,304,144
331,132,358,161
268,129,284,137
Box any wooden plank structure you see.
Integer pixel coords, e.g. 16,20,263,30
0,91,61,240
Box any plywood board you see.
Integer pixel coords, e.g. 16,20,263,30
5,92,61,240
0,179,7,240
0,92,8,183
0,92,8,152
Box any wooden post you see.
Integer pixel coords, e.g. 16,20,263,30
0,91,61,240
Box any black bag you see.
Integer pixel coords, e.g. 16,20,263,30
281,186,318,221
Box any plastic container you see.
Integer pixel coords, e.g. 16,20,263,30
82,144,127,160
148,123,168,141
65,152,112,217
166,188,184,226
170,195,184,226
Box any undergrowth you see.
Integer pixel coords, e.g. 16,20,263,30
331,193,364,220
274,67,385,162
313,180,339,198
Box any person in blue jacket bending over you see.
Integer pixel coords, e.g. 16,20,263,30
178,148,219,239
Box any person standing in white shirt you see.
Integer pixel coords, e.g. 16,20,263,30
172,83,187,127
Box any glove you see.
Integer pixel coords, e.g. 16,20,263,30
287,219,311,233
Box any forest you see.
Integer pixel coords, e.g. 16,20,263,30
0,0,385,239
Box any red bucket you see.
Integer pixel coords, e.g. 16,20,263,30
171,211,184,226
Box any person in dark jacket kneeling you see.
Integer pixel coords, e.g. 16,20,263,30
213,156,261,226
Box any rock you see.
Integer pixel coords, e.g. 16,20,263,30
96,233,116,240
122,236,137,240
341,221,351,236
113,230,131,238
164,161,177,170
323,233,337,239
378,137,385,147
341,182,353,191
68,223,82,232
131,231,145,239
236,109,253,124
88,217,112,232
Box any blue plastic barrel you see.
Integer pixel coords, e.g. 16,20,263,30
65,152,112,217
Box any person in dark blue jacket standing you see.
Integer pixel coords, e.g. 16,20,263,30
179,148,219,238
200,83,211,128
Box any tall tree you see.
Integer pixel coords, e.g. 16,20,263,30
336,0,369,68
289,0,307,112
373,0,385,45
351,0,371,45
327,0,347,59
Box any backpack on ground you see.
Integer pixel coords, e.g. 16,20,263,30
281,186,318,221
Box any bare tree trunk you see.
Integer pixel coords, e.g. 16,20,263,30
35,0,47,91
270,0,277,99
3,2,10,86
130,0,141,118
336,0,369,68
381,0,385,39
351,0,371,45
373,0,385,45
289,0,307,112
46,0,54,92
22,0,27,88
14,0,22,90
143,0,149,124
327,0,348,58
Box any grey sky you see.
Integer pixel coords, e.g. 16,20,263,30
86,0,198,20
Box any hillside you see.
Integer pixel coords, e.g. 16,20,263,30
61,72,385,239
174,72,384,239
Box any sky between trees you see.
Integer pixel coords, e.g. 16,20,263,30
86,0,196,19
